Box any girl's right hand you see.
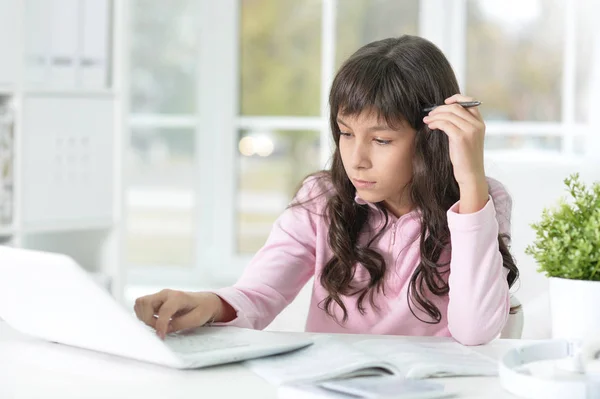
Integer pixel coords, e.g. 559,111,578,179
134,290,224,339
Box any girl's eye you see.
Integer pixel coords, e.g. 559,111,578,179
374,138,392,145
339,132,352,138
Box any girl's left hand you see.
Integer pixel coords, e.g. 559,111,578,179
423,94,488,212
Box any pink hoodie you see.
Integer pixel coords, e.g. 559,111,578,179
212,176,512,345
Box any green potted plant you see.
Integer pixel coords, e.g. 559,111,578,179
526,173,600,340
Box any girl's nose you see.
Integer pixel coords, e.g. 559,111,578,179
351,143,371,170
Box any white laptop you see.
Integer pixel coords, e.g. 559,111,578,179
0,246,313,369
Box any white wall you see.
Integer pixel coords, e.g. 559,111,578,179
486,155,600,339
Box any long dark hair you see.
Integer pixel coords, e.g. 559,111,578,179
295,35,518,324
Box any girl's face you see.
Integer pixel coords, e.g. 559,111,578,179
337,110,417,216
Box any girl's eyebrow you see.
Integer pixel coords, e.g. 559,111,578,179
336,117,392,133
336,118,350,128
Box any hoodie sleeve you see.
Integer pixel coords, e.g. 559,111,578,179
445,178,513,345
208,177,327,330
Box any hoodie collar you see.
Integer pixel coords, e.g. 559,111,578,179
355,194,421,221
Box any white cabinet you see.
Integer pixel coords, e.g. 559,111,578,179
21,96,114,227
0,0,19,86
23,0,112,89
0,0,124,301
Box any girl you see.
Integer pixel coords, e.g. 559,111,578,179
134,35,519,346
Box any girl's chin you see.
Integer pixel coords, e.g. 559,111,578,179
355,189,384,204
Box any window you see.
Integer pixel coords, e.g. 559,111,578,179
130,1,197,115
126,0,600,285
335,0,419,67
467,0,563,123
126,127,195,267
574,0,596,125
126,0,199,269
240,0,322,117
465,0,595,154
236,129,320,253
236,0,419,254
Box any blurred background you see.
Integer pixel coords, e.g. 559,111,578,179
0,0,599,338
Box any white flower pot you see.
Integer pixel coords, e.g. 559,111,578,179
549,277,600,340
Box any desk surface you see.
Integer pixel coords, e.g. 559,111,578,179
0,321,523,399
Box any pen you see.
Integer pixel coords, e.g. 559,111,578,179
422,101,481,113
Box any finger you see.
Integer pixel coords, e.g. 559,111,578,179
137,290,171,327
425,120,462,140
134,300,147,325
167,309,213,334
444,94,475,104
432,105,482,128
443,94,483,120
427,104,481,127
134,295,161,328
133,299,141,319
424,111,481,135
155,300,181,339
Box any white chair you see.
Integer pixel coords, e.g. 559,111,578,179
500,296,524,339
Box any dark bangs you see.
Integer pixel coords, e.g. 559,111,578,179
330,55,424,133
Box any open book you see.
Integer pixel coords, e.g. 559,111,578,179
244,335,498,386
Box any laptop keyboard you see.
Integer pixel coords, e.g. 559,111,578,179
138,321,256,354
163,333,253,354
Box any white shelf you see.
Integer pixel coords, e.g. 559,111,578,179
22,89,115,98
0,87,15,96
0,226,15,236
21,220,114,234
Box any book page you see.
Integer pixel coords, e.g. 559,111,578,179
319,376,450,399
353,339,498,379
244,336,396,385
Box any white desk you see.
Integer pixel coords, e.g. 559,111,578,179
0,321,524,399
